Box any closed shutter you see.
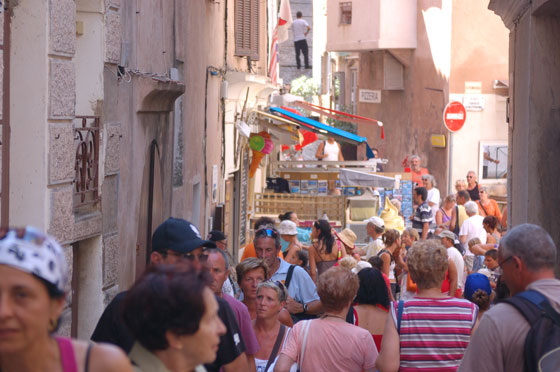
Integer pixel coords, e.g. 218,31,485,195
235,0,259,60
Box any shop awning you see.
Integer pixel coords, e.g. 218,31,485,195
339,168,395,188
269,107,368,145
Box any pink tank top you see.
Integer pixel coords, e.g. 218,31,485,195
56,337,79,372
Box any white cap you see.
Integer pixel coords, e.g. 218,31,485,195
352,260,372,274
278,220,298,235
364,216,385,229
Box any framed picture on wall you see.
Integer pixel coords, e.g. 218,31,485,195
479,141,508,181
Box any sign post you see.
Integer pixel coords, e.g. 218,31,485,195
443,101,467,132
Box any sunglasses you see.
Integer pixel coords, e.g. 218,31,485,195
255,228,279,239
498,255,514,268
167,250,209,262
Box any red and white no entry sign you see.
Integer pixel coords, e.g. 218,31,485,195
443,101,467,132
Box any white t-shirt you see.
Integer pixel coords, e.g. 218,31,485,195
447,247,465,289
292,19,309,41
364,237,384,260
459,215,487,256
427,187,440,222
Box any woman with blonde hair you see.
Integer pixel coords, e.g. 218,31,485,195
379,229,400,298
377,240,478,372
236,258,292,327
252,281,297,372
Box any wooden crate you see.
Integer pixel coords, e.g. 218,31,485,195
254,193,346,224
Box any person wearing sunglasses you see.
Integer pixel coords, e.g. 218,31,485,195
254,228,322,319
92,218,251,372
466,170,481,201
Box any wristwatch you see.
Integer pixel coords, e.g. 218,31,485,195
303,303,308,314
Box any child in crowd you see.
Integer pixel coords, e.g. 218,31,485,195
294,249,309,273
464,273,492,320
482,249,501,288
468,237,483,272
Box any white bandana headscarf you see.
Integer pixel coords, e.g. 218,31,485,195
0,227,69,293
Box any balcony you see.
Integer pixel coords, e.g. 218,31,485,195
326,0,417,52
73,116,100,213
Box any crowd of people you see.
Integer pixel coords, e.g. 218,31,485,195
1,163,559,372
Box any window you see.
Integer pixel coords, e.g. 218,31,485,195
340,2,352,25
479,141,508,181
384,52,404,90
235,0,259,60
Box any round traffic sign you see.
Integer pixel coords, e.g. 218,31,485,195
443,101,467,132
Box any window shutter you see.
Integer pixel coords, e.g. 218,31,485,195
235,0,259,60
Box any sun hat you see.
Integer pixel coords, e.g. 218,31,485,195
364,216,384,229
278,220,298,235
152,218,216,254
464,273,492,301
0,226,69,293
437,230,456,240
336,228,357,250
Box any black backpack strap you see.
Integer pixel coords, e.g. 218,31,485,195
284,264,296,289
264,324,287,372
503,290,547,325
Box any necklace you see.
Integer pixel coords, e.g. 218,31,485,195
321,314,346,321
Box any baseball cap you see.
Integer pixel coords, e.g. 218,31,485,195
438,230,456,240
152,218,216,254
464,273,492,301
278,220,298,235
364,216,385,229
208,230,226,242
0,227,69,294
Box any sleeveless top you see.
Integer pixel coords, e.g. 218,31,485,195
439,207,452,224
352,305,388,352
56,337,93,372
377,249,396,281
467,183,480,201
316,240,341,276
323,141,340,161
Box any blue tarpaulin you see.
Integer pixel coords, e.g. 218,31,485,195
269,106,368,145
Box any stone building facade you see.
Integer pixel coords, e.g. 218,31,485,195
5,0,276,337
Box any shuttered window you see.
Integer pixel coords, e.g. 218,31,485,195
235,0,259,60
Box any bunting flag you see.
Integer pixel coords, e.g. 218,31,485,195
268,26,279,84
277,0,293,43
269,0,292,85
293,100,385,139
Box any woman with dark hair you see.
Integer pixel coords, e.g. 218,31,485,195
123,265,226,372
252,281,297,372
0,227,132,372
275,267,377,372
483,215,501,244
278,211,311,245
309,219,346,282
350,268,391,352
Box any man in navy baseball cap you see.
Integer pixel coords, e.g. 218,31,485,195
151,218,216,269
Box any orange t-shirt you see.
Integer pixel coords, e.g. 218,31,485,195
240,241,283,262
411,168,429,186
476,199,503,221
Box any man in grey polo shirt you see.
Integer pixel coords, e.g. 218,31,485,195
254,227,322,317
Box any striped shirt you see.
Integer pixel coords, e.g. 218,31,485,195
391,297,478,372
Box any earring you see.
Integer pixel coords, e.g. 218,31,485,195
48,318,58,333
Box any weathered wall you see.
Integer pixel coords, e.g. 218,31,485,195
489,0,560,267
355,0,451,192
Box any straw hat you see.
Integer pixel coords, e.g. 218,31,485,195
337,228,357,250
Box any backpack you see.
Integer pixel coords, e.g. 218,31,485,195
503,290,560,372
